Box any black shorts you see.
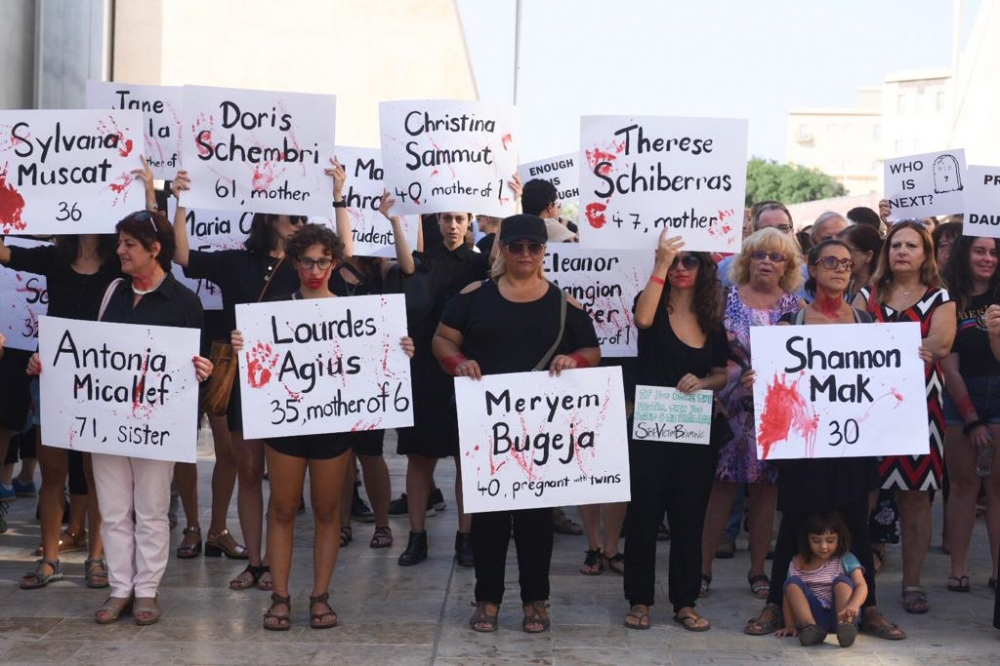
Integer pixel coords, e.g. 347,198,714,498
346,429,385,457
266,433,352,460
4,425,38,463
0,349,33,431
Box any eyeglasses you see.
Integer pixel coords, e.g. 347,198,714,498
749,251,786,262
669,255,700,271
813,256,853,271
289,217,307,226
505,241,545,256
296,257,334,271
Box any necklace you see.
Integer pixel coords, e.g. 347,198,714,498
133,274,166,296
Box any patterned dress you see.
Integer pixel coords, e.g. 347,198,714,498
861,286,952,491
716,286,800,484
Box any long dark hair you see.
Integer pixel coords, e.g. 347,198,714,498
943,235,1000,311
116,210,173,272
838,223,882,276
245,213,307,255
804,239,852,294
797,512,850,563
662,252,723,333
55,234,118,265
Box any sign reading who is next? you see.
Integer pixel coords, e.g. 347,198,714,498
181,85,336,217
749,322,928,461
963,165,1000,238
884,149,967,220
578,115,747,253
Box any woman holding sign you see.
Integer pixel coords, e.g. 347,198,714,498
231,223,414,630
854,220,956,615
622,232,727,631
433,214,600,633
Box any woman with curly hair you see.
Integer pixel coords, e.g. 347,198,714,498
622,232,726,631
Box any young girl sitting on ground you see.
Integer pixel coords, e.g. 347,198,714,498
774,512,868,647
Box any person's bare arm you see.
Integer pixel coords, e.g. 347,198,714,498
170,171,192,267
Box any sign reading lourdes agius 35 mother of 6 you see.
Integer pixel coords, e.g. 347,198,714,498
749,322,928,460
883,149,967,219
38,317,201,463
235,295,413,440
181,86,336,217
0,109,144,234
86,81,183,180
455,367,630,513
962,165,1000,237
379,100,519,218
578,116,748,252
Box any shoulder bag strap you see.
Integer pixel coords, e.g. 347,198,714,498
257,256,286,302
97,278,125,322
533,284,567,371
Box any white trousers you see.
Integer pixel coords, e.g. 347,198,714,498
91,453,174,598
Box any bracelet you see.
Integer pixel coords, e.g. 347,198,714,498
146,201,159,212
332,198,347,209
963,419,988,436
648,275,665,286
440,353,467,376
568,352,591,368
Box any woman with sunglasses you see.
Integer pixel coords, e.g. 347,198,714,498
622,232,725,631
701,228,804,602
853,220,956,616
171,161,353,591
746,239,904,640
940,235,1000,594
433,214,600,633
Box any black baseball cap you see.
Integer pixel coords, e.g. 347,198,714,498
499,214,547,244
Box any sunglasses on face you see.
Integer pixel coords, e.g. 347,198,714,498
297,257,333,271
750,251,785,263
669,255,700,271
813,256,853,271
505,241,545,256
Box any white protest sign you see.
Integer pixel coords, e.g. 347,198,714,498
455,366,629,513
962,165,1000,237
38,316,200,463
314,146,418,258
632,385,712,445
749,322,928,460
544,245,653,357
181,86,336,216
884,149,966,219
0,237,49,351
518,152,580,212
578,116,747,252
235,294,413,440
0,110,144,234
86,81,183,179
379,100,519,217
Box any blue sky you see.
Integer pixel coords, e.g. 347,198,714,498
457,0,980,162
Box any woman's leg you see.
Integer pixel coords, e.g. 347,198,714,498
944,425,980,579
452,455,471,534
747,483,778,579
131,458,175,599
472,510,513,604
701,481,739,578
90,453,137,599
338,459,355,532
36,440,70,567
579,504,602,551
601,502,627,558
624,444,667,609
513,507,554,604
207,414,239,540
82,453,103,558
263,446,308,601
174,462,201,551
358,453,391,528
984,430,1000,579
309,451,353,601
405,453,437,533
898,489,932,590
233,431,267,566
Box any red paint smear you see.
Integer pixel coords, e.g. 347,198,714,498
116,133,134,157
891,388,904,402
585,148,617,175
251,163,277,192
501,133,512,150
246,342,278,388
758,373,818,459
585,201,607,229
0,167,27,232
109,172,133,193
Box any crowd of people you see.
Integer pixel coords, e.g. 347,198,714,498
1,161,999,645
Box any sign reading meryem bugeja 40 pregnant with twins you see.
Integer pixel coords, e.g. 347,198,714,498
236,295,413,440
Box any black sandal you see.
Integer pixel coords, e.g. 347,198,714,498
469,601,499,633
230,564,268,591
340,525,353,547
263,592,291,631
370,526,393,549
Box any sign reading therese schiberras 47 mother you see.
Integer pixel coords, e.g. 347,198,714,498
86,81,183,179
379,100,519,218
578,116,748,253
0,238,49,351
0,109,144,235
181,85,336,217
749,322,929,460
235,294,413,440
37,316,201,463
455,367,629,513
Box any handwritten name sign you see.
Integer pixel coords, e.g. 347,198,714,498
0,109,144,234
181,85,336,216
578,116,747,252
86,81,183,179
749,322,928,460
0,237,49,351
455,366,629,513
962,165,1000,238
884,149,967,219
235,294,413,440
543,245,653,357
632,385,712,445
38,316,200,462
379,100,518,217
518,152,580,212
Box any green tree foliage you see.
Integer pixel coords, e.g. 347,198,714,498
745,158,847,205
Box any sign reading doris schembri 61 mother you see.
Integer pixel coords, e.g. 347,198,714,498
38,316,201,463
0,109,144,235
578,116,747,252
455,367,629,513
379,100,518,218
235,295,413,440
749,322,928,460
181,86,336,216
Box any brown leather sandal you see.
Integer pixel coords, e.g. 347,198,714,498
309,592,338,629
263,592,291,631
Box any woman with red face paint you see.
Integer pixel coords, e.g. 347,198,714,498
231,223,414,631
170,160,353,592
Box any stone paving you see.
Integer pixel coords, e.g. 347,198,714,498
1,429,998,665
